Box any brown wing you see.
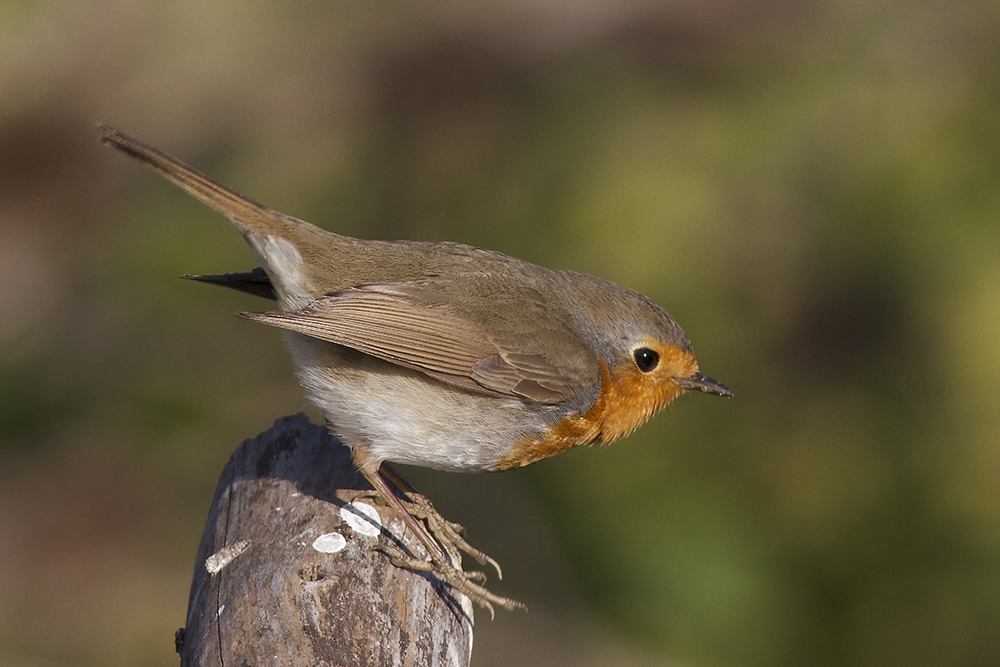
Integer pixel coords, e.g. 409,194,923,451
237,283,591,404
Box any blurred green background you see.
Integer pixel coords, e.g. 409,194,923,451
2,1,1000,665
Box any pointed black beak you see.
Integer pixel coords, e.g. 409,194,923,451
675,372,733,398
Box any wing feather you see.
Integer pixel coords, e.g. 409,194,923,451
237,283,591,403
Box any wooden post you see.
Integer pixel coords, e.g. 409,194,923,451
176,413,474,666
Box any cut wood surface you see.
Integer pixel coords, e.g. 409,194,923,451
177,413,474,667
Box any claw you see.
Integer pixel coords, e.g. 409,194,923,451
372,543,525,613
399,491,505,580
360,463,527,613
484,554,503,581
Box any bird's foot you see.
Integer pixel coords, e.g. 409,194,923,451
356,487,526,614
354,461,527,614
373,542,526,617
396,490,504,580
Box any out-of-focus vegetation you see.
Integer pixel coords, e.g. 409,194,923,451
2,1,999,666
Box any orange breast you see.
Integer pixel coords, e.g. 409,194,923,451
495,346,697,470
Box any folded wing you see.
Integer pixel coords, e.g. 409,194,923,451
238,283,594,404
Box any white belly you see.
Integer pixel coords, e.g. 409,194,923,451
286,333,565,472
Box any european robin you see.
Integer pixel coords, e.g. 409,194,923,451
98,124,732,613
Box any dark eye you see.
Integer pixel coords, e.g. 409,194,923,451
633,347,659,373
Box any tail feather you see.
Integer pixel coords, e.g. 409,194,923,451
97,123,290,237
181,268,277,301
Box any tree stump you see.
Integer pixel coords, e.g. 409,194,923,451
177,413,474,666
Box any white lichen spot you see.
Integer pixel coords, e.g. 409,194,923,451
340,501,382,537
311,532,347,554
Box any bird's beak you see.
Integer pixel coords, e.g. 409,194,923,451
675,372,733,398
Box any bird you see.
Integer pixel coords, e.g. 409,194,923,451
98,124,732,614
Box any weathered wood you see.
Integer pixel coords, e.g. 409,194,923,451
177,413,474,667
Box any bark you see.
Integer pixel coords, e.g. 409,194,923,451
176,413,474,667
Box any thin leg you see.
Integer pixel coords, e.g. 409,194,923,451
345,444,524,613
359,468,526,614
380,462,503,580
361,468,449,565
378,462,417,494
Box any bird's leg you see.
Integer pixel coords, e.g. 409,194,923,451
379,462,504,580
350,447,526,614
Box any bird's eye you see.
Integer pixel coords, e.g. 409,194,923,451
633,347,659,373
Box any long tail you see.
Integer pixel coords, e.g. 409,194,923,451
97,123,293,238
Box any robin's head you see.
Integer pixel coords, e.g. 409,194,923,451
569,275,732,443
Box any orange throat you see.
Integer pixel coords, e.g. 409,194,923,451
497,345,697,470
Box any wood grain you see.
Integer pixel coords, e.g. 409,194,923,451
177,413,474,666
